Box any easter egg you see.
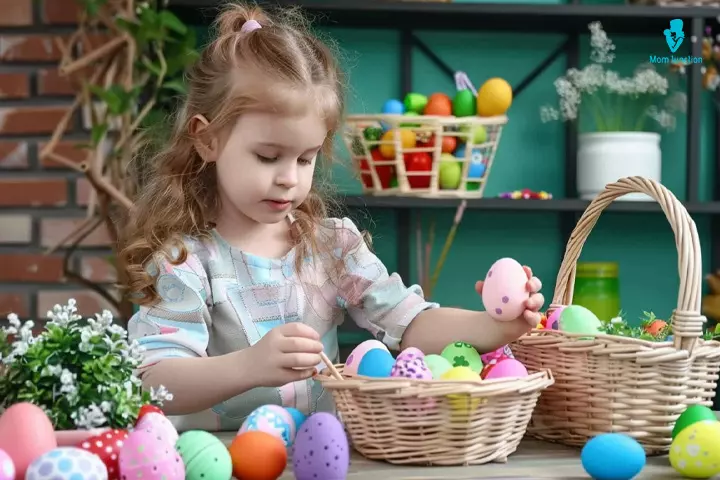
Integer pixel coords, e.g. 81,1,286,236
285,407,307,429
239,405,296,447
118,430,184,480
453,89,476,117
482,257,529,322
0,402,57,478
0,449,13,480
403,151,433,189
396,346,425,363
471,125,488,144
379,128,416,159
357,348,395,378
454,143,467,159
26,447,108,480
467,161,485,179
439,159,462,190
441,135,457,154
228,431,286,480
440,367,482,416
477,77,513,117
136,404,164,425
382,98,405,115
424,93,452,116
423,354,453,379
344,339,389,376
404,92,427,113
440,342,483,373
391,357,432,380
77,429,129,480
559,305,602,335
292,413,349,480
670,420,720,478
135,411,178,445
581,433,646,480
546,306,566,330
483,358,528,379
175,431,232,480
673,404,718,440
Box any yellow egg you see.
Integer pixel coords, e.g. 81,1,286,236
476,78,513,117
378,128,416,159
669,420,720,479
440,367,484,419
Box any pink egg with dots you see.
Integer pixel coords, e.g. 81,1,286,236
482,258,530,322
396,347,425,363
0,449,14,480
118,430,184,480
546,306,566,330
343,339,389,376
135,412,178,446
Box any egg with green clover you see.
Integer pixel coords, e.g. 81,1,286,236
440,342,483,374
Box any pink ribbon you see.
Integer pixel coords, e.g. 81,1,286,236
241,19,262,33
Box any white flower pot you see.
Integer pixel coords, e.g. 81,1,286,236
577,132,661,201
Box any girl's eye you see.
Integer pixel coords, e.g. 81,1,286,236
298,157,313,166
256,154,277,163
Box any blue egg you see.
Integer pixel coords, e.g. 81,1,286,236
285,407,307,428
357,348,395,378
468,162,486,179
382,99,405,115
581,433,646,480
454,143,466,159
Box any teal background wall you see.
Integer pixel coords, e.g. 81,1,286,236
194,6,717,336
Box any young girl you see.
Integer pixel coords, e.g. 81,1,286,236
120,3,544,431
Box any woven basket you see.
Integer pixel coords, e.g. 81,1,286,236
317,364,554,466
511,176,720,455
344,114,507,198
627,0,719,5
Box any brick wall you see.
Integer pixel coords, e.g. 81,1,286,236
0,0,118,321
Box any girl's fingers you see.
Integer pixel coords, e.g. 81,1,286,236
278,336,324,354
523,266,533,279
280,352,322,369
526,276,542,293
475,280,484,294
523,310,542,327
525,292,545,312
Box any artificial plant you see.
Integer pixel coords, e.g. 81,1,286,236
40,0,198,321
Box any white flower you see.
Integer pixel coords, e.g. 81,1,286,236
72,404,108,429
589,21,616,64
150,385,174,404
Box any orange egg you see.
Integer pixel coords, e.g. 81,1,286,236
228,431,287,480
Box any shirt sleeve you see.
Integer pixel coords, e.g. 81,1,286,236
331,217,439,350
128,250,212,375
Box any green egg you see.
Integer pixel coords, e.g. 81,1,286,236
175,430,233,480
424,354,453,379
673,405,718,439
558,305,602,338
440,342,483,374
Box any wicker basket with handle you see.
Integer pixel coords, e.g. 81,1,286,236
511,176,720,455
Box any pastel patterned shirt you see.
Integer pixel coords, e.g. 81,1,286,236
127,217,439,431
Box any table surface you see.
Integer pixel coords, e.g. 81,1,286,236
215,432,682,479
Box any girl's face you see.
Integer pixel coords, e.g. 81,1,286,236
213,110,327,226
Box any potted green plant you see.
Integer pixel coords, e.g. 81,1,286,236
540,21,685,201
0,300,172,431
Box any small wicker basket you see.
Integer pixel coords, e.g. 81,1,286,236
511,176,720,455
343,114,507,199
317,364,554,466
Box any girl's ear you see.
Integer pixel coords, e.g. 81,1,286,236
189,114,219,163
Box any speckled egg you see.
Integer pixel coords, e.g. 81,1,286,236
118,430,184,480
396,347,425,363
26,447,108,480
391,357,432,380
343,339,389,376
238,405,296,447
292,413,349,480
670,420,720,478
135,412,178,445
481,258,529,322
0,449,13,480
175,431,232,480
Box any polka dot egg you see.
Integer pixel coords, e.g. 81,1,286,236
670,419,720,478
239,405,296,447
118,430,184,480
0,448,14,480
391,357,432,380
26,447,108,480
481,258,529,322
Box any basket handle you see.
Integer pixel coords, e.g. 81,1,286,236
551,176,705,353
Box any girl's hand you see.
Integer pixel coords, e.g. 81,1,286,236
248,322,324,388
475,265,545,328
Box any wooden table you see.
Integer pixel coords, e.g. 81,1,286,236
215,433,681,479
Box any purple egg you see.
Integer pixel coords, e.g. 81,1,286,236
292,412,349,480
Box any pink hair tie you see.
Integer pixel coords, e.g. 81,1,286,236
241,19,262,33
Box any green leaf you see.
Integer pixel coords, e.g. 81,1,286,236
160,11,187,35
162,80,186,94
91,123,108,146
